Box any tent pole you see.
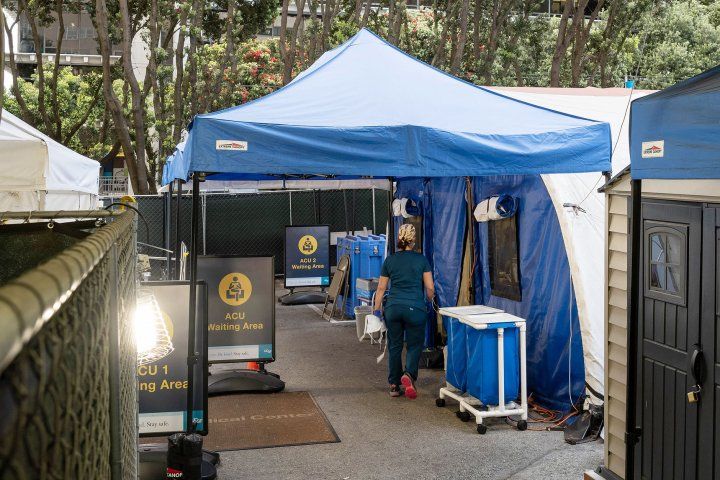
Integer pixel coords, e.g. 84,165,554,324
174,179,182,280
625,178,642,480
165,183,173,280
186,173,201,436
465,177,475,304
387,178,394,254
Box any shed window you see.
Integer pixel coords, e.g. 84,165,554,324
488,216,521,301
645,223,687,305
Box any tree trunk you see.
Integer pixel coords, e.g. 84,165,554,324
450,0,470,75
549,0,576,87
279,0,292,84
118,0,150,192
431,9,450,68
172,1,189,144
481,0,513,85
472,0,483,68
2,11,34,123
95,0,149,194
569,0,605,86
17,0,53,135
186,0,204,119
50,0,65,139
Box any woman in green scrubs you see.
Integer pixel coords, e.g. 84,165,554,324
373,223,435,399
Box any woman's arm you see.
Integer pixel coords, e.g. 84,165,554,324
374,276,389,313
423,271,435,301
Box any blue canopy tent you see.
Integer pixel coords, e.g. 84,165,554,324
625,66,720,477
167,28,611,410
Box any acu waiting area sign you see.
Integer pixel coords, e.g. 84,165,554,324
285,225,330,288
198,256,275,363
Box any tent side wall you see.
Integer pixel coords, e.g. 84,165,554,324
473,175,585,411
602,173,720,479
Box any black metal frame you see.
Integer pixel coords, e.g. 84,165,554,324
138,280,209,437
197,253,277,365
283,224,331,289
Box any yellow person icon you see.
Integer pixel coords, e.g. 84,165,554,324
298,235,318,255
219,273,252,306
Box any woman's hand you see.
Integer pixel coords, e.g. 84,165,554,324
374,276,389,313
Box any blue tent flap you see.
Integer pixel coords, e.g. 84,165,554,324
473,175,585,411
165,28,610,184
631,65,720,179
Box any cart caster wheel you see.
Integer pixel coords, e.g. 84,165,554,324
477,424,487,435
458,411,471,422
517,420,528,431
436,398,446,408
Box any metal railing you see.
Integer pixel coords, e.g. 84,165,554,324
99,176,130,197
0,212,138,480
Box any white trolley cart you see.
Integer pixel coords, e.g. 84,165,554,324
437,306,528,434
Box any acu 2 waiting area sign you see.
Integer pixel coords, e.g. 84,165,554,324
285,225,330,288
198,256,275,363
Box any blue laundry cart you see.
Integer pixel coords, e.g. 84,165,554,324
436,306,502,413
437,307,528,435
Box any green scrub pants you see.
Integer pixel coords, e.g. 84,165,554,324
384,304,426,386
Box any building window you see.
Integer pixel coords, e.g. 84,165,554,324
644,223,687,305
489,216,521,301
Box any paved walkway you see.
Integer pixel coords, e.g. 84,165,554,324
215,287,602,479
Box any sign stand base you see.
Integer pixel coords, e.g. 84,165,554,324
208,366,285,395
278,290,327,305
138,444,218,480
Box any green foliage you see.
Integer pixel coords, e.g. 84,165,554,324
636,0,720,88
3,65,109,158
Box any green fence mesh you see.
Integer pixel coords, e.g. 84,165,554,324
0,212,138,480
135,188,390,277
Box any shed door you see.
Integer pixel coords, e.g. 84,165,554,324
700,206,720,479
637,201,702,480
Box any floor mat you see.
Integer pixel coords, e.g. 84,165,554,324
203,391,339,451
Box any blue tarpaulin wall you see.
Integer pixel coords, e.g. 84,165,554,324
395,175,584,411
395,178,467,349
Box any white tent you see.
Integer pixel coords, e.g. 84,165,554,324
0,110,99,211
488,87,654,399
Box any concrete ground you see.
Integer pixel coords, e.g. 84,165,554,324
215,286,602,479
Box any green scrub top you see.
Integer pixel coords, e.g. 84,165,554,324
380,250,431,309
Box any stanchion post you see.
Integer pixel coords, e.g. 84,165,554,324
386,177,394,253
187,173,201,434
165,184,173,280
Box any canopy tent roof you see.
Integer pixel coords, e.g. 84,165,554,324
166,28,611,184
631,64,720,179
0,110,99,195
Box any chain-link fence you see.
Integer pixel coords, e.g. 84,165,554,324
133,188,390,277
0,212,138,480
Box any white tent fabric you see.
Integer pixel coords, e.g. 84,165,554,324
0,110,99,211
489,87,654,398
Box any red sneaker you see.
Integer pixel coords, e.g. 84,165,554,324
401,373,417,399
